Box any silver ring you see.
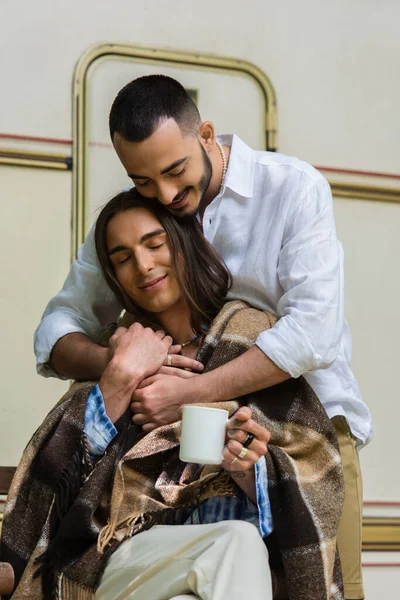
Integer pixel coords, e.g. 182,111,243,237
167,354,172,366
238,447,248,460
230,456,238,465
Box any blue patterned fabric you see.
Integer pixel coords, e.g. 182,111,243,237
84,384,117,456
255,458,274,536
84,385,273,536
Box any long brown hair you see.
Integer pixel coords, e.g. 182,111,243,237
95,189,231,333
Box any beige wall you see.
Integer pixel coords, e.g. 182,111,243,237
0,166,69,464
334,196,400,501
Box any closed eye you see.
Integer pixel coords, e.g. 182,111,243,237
118,255,131,264
170,167,186,178
134,179,151,187
148,243,165,250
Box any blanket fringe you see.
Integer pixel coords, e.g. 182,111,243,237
97,512,157,554
97,520,117,554
97,471,236,554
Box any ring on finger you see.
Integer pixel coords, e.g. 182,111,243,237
238,447,248,460
166,354,172,366
230,456,239,465
243,433,255,448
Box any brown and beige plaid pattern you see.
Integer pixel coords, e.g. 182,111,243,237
1,301,344,599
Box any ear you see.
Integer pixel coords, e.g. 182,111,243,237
198,121,216,151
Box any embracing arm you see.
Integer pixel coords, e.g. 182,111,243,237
257,177,344,378
50,333,110,381
180,344,289,404
132,345,289,430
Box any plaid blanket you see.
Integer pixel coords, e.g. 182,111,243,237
0,301,344,599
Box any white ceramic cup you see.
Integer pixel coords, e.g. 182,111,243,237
179,405,229,465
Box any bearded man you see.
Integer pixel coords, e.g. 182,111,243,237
35,75,372,600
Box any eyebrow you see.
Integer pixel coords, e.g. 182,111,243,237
128,157,187,180
108,229,166,255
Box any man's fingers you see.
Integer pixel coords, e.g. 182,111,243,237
169,344,182,355
135,375,160,389
131,413,156,433
227,428,252,444
227,417,270,445
227,428,269,448
132,412,147,425
135,369,199,392
222,445,255,470
130,401,142,413
110,326,127,341
226,438,267,462
232,406,252,423
163,353,204,372
155,330,174,347
154,366,199,379
162,335,173,348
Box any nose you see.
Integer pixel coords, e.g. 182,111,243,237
156,181,179,206
135,249,154,276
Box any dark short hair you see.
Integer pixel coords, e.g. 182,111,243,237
95,189,231,333
109,75,201,142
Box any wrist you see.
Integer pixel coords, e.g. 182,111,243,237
105,355,144,391
180,372,214,404
95,345,112,376
99,357,143,423
228,466,255,477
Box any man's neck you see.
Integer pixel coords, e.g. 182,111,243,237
156,301,196,345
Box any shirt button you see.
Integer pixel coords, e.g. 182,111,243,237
209,219,212,224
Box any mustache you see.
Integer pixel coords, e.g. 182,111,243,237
173,187,193,203
150,186,193,206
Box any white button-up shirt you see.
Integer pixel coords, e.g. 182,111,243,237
34,134,373,445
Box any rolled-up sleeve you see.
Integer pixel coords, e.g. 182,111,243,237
34,224,122,378
256,179,344,378
84,384,118,456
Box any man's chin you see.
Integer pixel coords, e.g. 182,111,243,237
168,203,199,218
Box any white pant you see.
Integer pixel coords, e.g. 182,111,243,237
96,520,272,600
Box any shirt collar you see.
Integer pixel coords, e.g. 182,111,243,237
216,133,255,198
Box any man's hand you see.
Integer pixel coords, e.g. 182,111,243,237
131,374,195,433
221,406,270,473
220,406,270,504
131,344,289,435
100,324,173,423
108,323,172,381
159,345,204,372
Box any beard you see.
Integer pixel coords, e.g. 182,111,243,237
198,142,213,203
168,142,213,218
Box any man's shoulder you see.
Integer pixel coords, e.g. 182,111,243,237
253,149,326,187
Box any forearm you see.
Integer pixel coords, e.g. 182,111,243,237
183,345,290,404
50,333,110,380
229,468,256,504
